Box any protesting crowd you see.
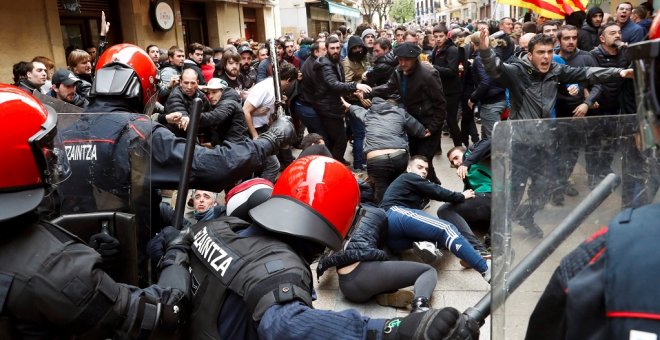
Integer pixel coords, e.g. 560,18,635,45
1,1,660,338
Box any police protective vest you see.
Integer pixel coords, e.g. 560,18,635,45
57,113,153,215
188,217,314,339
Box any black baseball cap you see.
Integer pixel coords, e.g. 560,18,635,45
238,45,254,56
52,69,81,86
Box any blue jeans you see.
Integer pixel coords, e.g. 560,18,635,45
346,113,365,169
386,206,487,272
294,100,328,141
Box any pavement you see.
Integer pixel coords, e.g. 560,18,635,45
311,134,493,339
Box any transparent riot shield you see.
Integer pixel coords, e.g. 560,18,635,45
49,112,154,287
489,115,659,340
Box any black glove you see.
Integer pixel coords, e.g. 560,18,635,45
158,227,194,270
89,232,120,268
259,116,296,150
382,308,479,340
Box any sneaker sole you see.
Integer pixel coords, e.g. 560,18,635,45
375,290,415,308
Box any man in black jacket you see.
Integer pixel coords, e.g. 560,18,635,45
587,22,633,189
578,6,604,52
364,37,398,87
313,36,371,163
430,24,462,147
553,25,602,205
163,68,211,136
365,42,447,184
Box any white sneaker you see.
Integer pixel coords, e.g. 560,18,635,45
413,241,442,263
482,259,492,284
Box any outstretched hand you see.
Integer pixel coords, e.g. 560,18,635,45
620,68,634,79
479,27,490,51
100,11,110,36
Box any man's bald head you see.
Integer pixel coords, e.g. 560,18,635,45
520,33,537,50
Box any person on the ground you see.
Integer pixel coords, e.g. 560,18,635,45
380,155,491,283
184,155,479,339
317,173,438,314
439,141,493,262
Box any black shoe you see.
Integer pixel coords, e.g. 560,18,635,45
551,194,564,207
521,220,544,238
411,296,431,313
565,185,579,197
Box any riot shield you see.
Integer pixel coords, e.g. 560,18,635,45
489,115,659,339
51,112,154,287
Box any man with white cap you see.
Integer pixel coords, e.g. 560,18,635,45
179,78,248,146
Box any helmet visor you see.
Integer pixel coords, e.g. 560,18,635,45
28,107,71,186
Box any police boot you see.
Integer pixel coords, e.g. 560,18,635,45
411,296,431,314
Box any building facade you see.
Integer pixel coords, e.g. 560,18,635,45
279,0,361,40
1,0,281,83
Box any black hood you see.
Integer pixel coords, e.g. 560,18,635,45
586,7,604,28
347,36,366,62
220,87,242,103
376,50,398,66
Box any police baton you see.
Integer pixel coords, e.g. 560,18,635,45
464,173,621,325
172,98,203,230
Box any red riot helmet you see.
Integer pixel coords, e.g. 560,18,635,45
249,156,360,251
92,43,158,106
0,84,71,221
627,13,660,150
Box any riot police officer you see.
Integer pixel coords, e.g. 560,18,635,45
0,84,191,338
54,44,295,284
57,43,295,224
185,155,480,339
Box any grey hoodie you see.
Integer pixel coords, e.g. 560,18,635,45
348,97,426,154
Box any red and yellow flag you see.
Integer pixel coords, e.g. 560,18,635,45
497,0,588,19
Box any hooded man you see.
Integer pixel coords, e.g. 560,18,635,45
579,7,605,52
48,69,89,108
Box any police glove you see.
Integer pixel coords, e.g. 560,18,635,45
259,116,296,150
382,307,479,340
89,232,120,268
159,226,193,270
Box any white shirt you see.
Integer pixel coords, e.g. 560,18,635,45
245,77,275,128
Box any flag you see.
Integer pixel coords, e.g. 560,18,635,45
497,0,588,19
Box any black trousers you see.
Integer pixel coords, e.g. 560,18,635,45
319,115,347,162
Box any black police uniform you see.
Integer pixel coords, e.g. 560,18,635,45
187,217,313,339
58,100,278,231
0,212,189,338
526,203,660,339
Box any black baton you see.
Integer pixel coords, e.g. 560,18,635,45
172,98,203,230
